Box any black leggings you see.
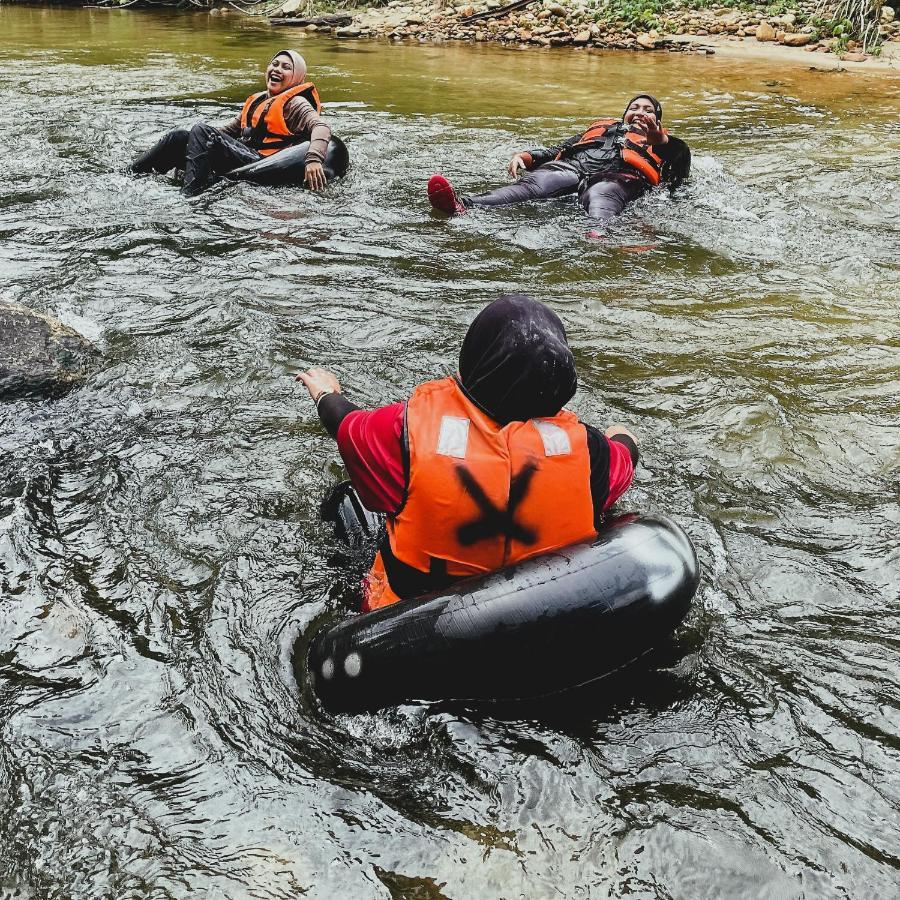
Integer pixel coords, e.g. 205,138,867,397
466,162,647,224
130,123,262,196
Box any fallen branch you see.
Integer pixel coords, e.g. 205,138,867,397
270,14,354,27
459,0,539,25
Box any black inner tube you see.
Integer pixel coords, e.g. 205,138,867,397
301,484,699,714
226,135,349,186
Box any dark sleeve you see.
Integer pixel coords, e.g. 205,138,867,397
585,424,638,529
657,135,691,189
526,132,583,168
585,424,611,530
609,432,639,467
317,392,360,439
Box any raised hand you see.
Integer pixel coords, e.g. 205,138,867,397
629,112,667,146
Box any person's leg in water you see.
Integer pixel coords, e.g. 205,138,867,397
129,128,190,175
181,123,262,197
428,163,581,216
580,176,646,235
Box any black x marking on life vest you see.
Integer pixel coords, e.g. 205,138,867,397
455,463,538,547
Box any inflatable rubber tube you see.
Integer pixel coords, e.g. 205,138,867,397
225,136,349,186
304,492,699,714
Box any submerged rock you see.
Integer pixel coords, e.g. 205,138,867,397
0,302,98,399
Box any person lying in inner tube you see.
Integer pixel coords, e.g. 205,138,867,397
130,49,331,197
296,294,639,613
427,95,690,229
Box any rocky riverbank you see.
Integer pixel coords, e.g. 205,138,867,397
269,0,900,65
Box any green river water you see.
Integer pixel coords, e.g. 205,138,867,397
1,6,899,899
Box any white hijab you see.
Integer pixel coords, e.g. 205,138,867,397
272,49,307,89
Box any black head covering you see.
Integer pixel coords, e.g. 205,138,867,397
624,94,663,122
457,295,577,426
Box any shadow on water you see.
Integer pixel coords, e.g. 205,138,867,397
1,5,899,899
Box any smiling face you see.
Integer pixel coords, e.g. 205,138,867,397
624,96,659,126
265,54,295,96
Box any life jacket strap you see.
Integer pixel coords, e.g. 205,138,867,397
572,124,625,154
626,138,662,167
379,537,458,601
242,94,270,147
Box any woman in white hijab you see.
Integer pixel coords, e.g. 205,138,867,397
131,49,332,196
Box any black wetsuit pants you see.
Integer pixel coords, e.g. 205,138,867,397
130,123,261,196
465,162,647,223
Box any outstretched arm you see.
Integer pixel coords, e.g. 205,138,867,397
583,423,639,527
605,424,639,467
296,368,406,513
283,97,332,191
508,131,583,176
628,112,690,188
296,367,357,437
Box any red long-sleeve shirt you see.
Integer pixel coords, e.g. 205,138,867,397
331,401,635,524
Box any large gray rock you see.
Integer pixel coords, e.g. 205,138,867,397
0,302,97,399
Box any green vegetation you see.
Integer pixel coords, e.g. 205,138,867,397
825,0,883,50
594,0,891,51
601,0,667,28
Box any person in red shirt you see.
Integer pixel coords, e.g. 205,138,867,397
297,295,638,611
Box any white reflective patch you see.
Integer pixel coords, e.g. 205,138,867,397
532,420,571,457
436,416,470,459
344,652,362,678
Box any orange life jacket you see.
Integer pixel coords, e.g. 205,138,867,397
567,117,666,186
364,376,596,611
238,82,322,157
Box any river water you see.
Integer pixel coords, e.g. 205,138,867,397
1,6,899,898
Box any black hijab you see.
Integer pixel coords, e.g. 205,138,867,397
624,94,663,122
457,295,577,426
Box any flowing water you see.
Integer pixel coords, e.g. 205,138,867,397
1,6,899,898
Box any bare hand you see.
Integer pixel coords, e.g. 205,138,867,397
605,424,638,444
304,161,327,192
628,112,667,146
508,153,529,179
295,367,341,403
